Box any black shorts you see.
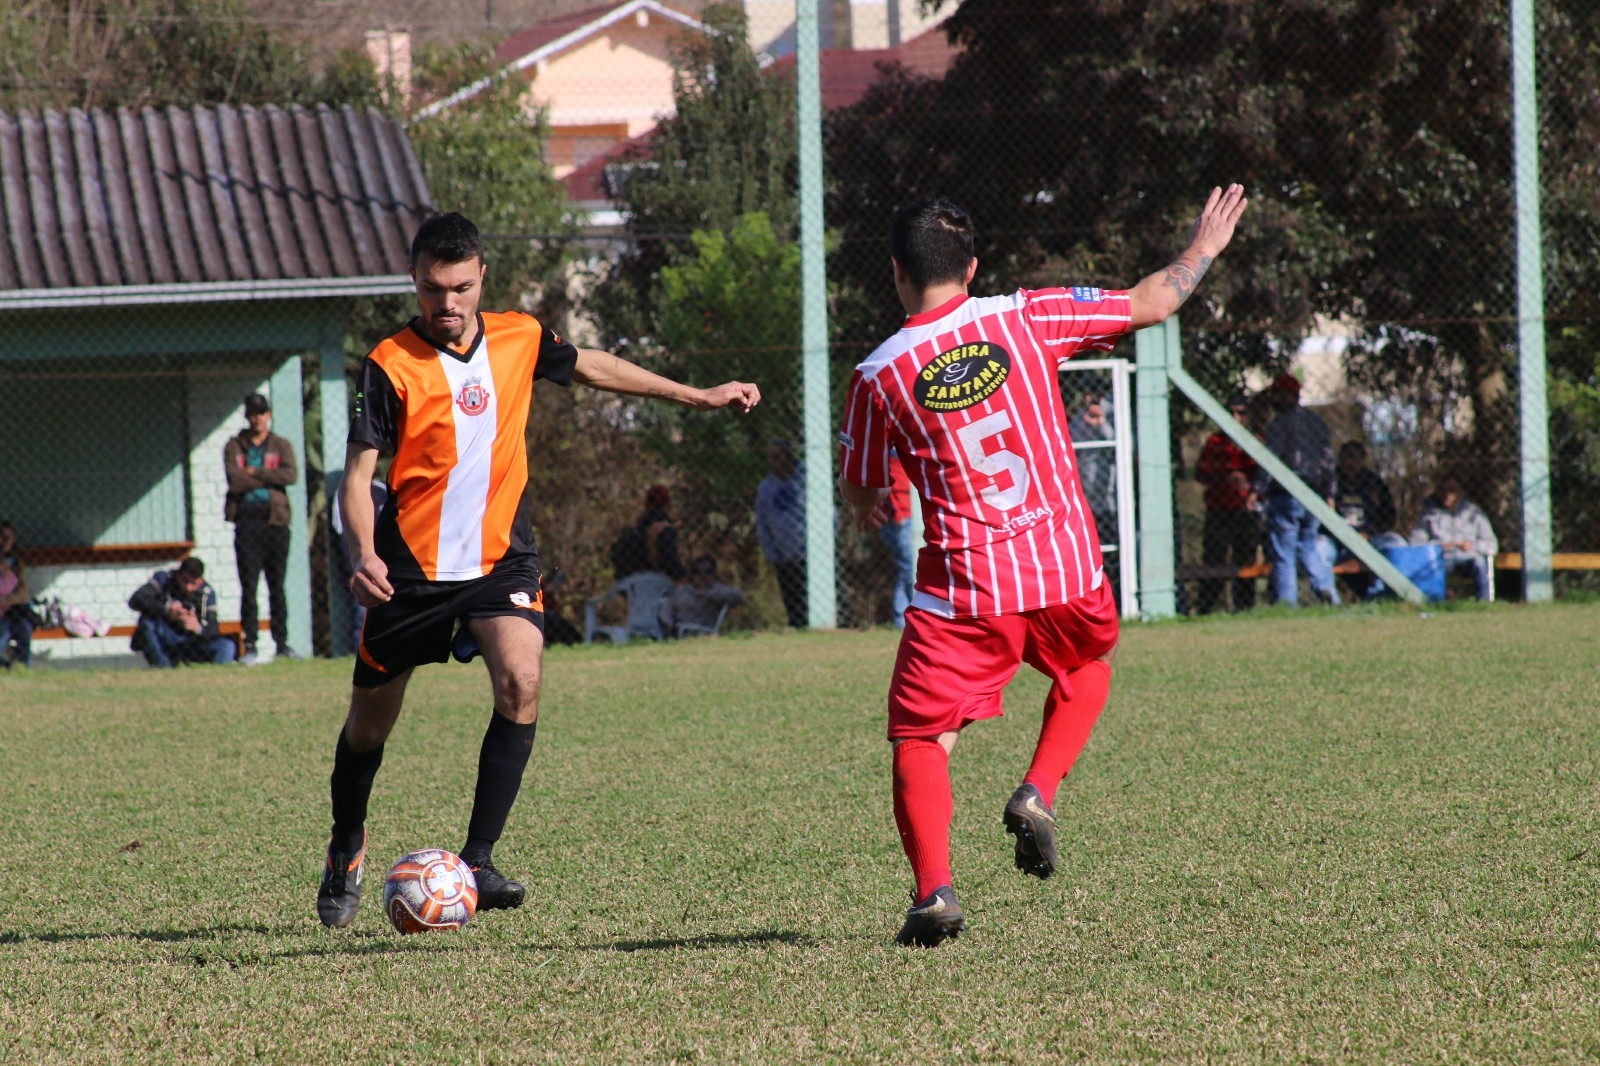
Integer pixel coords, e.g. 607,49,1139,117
353,560,545,689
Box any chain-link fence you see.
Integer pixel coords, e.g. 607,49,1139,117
4,0,1599,672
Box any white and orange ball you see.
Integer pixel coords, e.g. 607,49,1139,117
382,849,478,934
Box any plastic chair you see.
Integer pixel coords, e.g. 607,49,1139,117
673,603,731,639
585,571,676,644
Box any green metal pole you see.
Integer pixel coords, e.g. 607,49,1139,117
269,355,313,656
1513,0,1553,602
1134,324,1175,618
796,0,836,628
319,327,351,655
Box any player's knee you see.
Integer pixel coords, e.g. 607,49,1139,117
494,670,541,721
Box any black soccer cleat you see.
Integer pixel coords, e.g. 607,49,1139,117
468,858,526,911
317,834,366,929
895,885,966,948
1003,783,1059,880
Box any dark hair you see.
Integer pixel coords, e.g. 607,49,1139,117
177,557,205,580
1338,440,1367,458
244,393,271,416
411,212,484,267
891,198,975,289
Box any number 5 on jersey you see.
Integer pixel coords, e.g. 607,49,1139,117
956,411,1030,511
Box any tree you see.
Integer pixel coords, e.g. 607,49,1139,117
407,43,574,317
0,0,379,111
825,0,1600,544
654,212,802,503
585,3,796,351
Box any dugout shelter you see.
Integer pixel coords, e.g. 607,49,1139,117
0,103,432,663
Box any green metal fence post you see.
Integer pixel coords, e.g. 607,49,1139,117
796,0,837,628
1134,324,1175,618
320,328,351,655
270,355,313,656
1512,0,1553,602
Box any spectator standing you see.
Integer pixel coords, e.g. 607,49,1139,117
0,520,33,669
1410,475,1498,600
1194,393,1259,614
224,394,300,664
878,452,916,629
756,438,808,628
129,557,236,667
1067,393,1117,545
666,556,746,634
1252,373,1338,606
610,484,685,580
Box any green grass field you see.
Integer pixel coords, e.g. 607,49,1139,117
3,605,1600,1063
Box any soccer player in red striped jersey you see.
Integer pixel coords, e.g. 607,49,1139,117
840,186,1248,946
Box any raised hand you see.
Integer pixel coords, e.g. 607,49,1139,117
1188,183,1249,258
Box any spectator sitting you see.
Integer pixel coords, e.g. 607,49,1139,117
666,556,745,635
0,519,33,669
1333,441,1400,545
1323,441,1405,600
1194,393,1260,614
129,557,237,667
1409,475,1498,601
610,484,686,580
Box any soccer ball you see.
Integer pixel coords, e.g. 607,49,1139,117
382,849,478,934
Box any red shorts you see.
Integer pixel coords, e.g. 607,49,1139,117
886,581,1119,740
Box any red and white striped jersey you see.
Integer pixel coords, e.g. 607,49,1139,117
839,288,1132,618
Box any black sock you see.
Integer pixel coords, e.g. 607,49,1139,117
329,728,384,856
461,713,537,865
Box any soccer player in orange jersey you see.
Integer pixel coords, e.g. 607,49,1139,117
839,187,1247,946
317,214,760,927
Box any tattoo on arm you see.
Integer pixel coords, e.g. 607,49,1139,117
1162,253,1214,307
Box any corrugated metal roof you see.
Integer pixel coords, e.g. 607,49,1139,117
0,103,434,293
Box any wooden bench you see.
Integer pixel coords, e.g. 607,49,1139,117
32,620,272,659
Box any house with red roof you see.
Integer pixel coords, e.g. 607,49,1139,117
414,0,708,180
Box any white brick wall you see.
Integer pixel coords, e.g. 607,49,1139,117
27,362,278,664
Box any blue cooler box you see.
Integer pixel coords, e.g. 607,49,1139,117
1372,543,1446,602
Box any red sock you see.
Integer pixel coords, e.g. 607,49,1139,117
1023,659,1113,807
892,739,954,899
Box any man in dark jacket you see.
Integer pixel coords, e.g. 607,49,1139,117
224,393,299,664
1252,373,1338,607
1327,440,1403,601
129,557,236,667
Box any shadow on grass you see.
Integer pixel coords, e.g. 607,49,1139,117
0,922,278,945
532,930,814,953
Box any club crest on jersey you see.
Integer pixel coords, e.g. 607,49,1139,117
914,342,1011,412
455,377,490,416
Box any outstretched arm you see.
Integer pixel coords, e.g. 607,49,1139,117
572,348,760,414
1128,184,1249,330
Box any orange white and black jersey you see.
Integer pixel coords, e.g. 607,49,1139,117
349,311,578,584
